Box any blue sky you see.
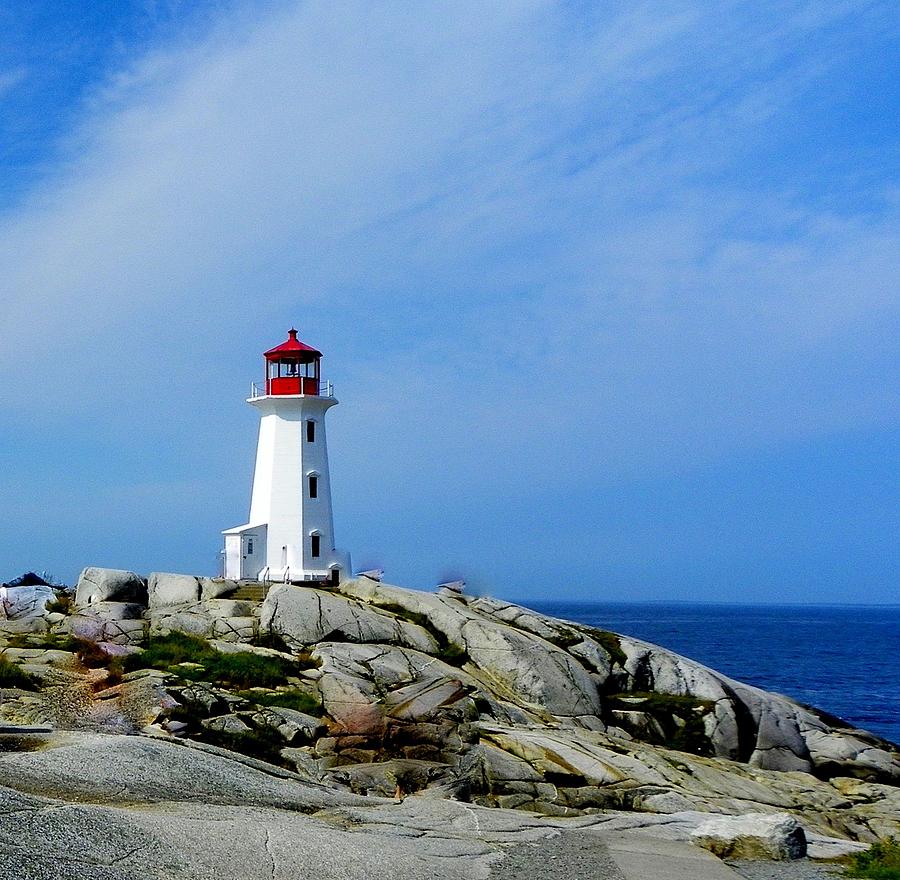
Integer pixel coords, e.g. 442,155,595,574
0,1,897,603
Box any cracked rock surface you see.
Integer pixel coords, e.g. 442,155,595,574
1,571,898,876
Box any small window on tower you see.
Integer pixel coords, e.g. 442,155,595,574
306,420,316,442
311,534,321,558
309,475,318,498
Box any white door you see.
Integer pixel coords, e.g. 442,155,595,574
241,533,259,580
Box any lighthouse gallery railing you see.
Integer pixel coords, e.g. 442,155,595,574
250,380,334,399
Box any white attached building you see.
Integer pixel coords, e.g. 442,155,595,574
223,328,351,584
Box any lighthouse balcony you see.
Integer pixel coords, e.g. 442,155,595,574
250,379,334,400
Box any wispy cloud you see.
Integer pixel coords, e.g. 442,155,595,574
0,0,897,592
0,67,27,97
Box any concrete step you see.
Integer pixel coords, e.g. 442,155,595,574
230,584,271,601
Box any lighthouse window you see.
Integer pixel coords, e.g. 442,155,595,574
247,539,254,554
309,475,318,498
311,534,321,558
306,420,316,442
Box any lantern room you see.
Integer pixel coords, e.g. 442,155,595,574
263,328,322,395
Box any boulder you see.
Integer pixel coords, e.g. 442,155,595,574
200,578,240,601
100,619,147,646
610,709,666,742
148,573,201,608
250,707,324,742
0,648,78,670
174,682,226,714
326,759,449,797
201,714,252,735
208,640,296,661
81,601,144,621
261,584,438,652
613,632,900,782
68,615,146,646
211,616,257,643
803,726,900,783
478,724,659,789
690,812,807,860
318,667,384,735
75,568,146,606
384,677,471,721
0,616,49,635
0,585,55,620
150,610,210,637
475,743,543,783
203,599,254,618
280,746,328,781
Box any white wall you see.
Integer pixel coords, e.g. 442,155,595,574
244,393,349,579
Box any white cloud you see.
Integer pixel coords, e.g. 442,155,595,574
0,0,897,584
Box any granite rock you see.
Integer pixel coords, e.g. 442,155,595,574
147,572,202,608
75,567,146,606
691,812,807,860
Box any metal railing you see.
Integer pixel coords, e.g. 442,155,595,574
249,380,334,398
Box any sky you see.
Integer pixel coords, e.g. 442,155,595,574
0,1,898,604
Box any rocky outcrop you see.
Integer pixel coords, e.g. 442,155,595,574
2,568,898,856
67,571,261,646
0,730,877,880
335,581,604,720
337,580,900,786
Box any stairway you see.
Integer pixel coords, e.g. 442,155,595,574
231,583,271,602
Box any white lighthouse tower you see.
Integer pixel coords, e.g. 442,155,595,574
223,328,351,584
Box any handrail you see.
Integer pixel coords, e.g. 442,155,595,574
249,380,334,398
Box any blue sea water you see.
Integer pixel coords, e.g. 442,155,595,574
530,602,900,746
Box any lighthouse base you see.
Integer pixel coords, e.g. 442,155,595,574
222,522,350,584
258,550,351,586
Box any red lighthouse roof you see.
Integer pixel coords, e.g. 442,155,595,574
264,328,322,361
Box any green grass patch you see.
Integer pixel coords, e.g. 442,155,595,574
847,838,900,879
125,632,300,689
0,656,38,690
237,688,323,716
127,631,218,667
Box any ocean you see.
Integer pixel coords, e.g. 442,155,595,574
530,601,900,746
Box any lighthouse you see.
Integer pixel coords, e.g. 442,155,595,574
222,329,351,584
